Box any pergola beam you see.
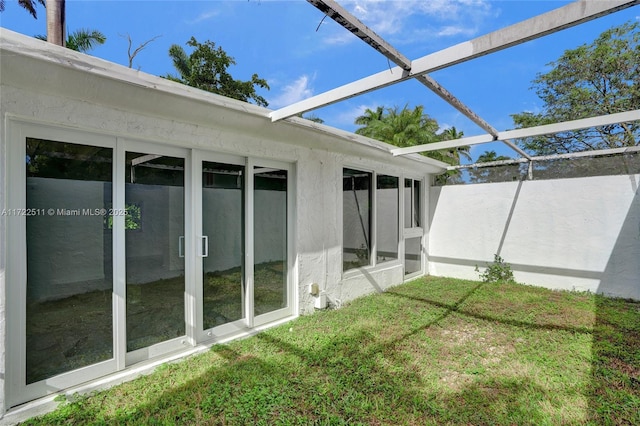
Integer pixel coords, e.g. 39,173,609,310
391,109,640,156
306,1,534,160
449,145,640,170
307,0,411,70
270,0,639,122
414,74,532,160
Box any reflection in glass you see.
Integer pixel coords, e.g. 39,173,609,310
413,180,421,228
405,237,422,275
376,175,398,263
404,179,421,228
125,152,185,351
343,169,372,270
254,167,288,315
26,138,113,383
202,162,244,329
404,178,412,229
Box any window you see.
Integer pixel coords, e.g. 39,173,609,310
404,178,421,228
343,168,372,271
376,175,399,263
403,178,423,277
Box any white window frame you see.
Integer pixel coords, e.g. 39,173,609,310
4,118,298,408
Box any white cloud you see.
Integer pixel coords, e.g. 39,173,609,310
269,74,315,109
318,0,495,45
436,123,452,134
333,103,381,127
436,25,478,37
187,10,220,24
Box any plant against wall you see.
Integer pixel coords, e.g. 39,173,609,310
476,254,515,283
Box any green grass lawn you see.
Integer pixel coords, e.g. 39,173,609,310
23,277,639,425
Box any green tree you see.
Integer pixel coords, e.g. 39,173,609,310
468,150,522,183
295,113,324,123
0,0,45,19
512,21,640,155
35,28,106,53
438,126,471,165
355,104,462,163
167,37,269,107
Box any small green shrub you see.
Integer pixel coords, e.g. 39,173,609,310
476,254,515,283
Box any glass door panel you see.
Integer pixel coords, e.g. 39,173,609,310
202,162,245,329
405,237,422,276
125,152,185,352
254,167,288,316
25,138,114,383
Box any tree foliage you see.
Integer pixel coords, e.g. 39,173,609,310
36,29,106,53
512,21,640,155
166,37,269,107
468,150,521,183
354,105,469,166
0,0,45,19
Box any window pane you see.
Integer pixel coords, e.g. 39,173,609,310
343,168,371,270
254,167,288,315
405,237,422,275
125,152,185,351
376,175,398,263
26,138,113,383
413,180,421,228
404,178,412,228
202,162,245,328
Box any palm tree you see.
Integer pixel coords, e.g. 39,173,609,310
35,28,106,53
439,126,471,165
0,0,45,19
46,0,65,46
355,105,470,165
356,105,439,148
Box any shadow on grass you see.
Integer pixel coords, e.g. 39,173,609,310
588,296,640,425
24,278,640,425
385,286,594,335
26,279,563,425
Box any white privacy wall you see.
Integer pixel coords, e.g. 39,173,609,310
429,175,640,300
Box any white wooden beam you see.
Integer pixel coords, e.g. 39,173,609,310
270,0,639,122
393,134,498,157
498,109,640,141
391,109,640,156
307,0,411,70
449,145,640,171
306,1,535,160
414,74,532,160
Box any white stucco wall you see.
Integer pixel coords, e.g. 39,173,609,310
0,29,442,418
429,175,640,300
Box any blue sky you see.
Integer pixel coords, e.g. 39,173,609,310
1,0,638,162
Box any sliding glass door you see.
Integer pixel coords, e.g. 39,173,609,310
196,154,247,339
7,122,294,407
124,148,188,361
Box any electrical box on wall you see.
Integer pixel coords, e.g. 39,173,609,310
314,292,327,310
308,283,326,309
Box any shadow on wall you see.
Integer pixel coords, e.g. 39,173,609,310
598,174,640,300
589,174,640,424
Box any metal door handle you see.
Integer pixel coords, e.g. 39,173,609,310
202,236,209,257
179,236,185,258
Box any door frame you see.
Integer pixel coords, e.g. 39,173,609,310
5,119,119,407
4,119,297,407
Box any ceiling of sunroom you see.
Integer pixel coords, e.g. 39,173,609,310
271,0,640,167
